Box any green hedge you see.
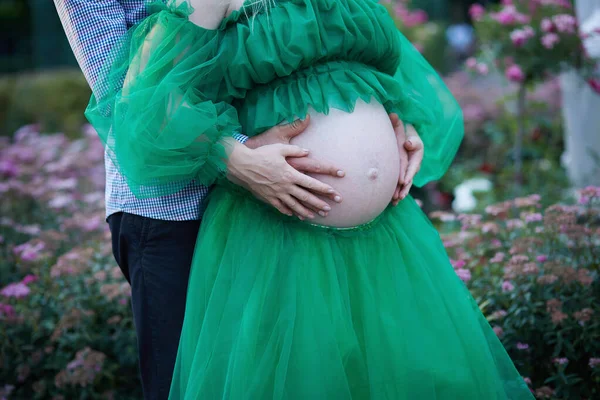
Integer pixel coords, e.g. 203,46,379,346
0,69,91,138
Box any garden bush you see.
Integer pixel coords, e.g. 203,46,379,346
0,69,91,138
432,191,600,399
0,125,139,400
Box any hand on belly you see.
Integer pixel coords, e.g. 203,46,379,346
290,99,400,228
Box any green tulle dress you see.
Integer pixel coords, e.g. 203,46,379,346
85,0,534,398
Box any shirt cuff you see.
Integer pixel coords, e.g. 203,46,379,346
233,132,249,144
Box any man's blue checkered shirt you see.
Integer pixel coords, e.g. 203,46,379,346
54,0,247,221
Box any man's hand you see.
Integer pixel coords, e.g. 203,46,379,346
227,142,343,220
390,113,425,206
245,115,346,178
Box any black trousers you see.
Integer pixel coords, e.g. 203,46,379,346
108,212,201,400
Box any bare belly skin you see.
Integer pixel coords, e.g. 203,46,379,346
290,99,400,227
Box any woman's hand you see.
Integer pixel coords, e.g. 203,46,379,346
390,113,425,206
227,142,343,220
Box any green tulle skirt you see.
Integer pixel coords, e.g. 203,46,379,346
169,188,533,399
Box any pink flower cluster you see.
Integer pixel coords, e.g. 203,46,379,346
505,64,525,83
541,33,560,49
490,5,530,26
465,57,489,75
552,14,577,34
393,3,428,28
510,26,535,47
469,4,485,21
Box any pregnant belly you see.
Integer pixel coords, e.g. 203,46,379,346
290,99,400,228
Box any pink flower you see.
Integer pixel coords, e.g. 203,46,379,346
0,303,15,317
0,160,18,178
502,280,515,292
491,252,506,263
536,255,548,263
465,57,478,69
456,268,472,282
590,358,600,368
541,33,560,49
552,14,577,34
510,26,535,47
525,213,543,223
553,357,569,365
1,282,31,299
516,342,529,350
505,65,525,83
469,4,485,21
476,63,489,75
541,18,554,32
451,259,466,269
21,275,38,285
523,377,532,385
493,326,504,337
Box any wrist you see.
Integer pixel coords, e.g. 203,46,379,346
226,141,252,183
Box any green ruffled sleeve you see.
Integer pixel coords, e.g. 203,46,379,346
85,2,241,198
393,32,464,187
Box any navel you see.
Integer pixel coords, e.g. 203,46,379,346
367,167,379,180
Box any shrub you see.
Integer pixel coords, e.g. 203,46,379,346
0,69,91,138
0,125,140,399
433,190,600,399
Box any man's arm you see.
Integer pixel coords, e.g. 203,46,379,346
53,0,134,99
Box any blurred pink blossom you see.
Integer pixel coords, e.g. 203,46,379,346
491,5,530,25
524,213,543,223
502,280,515,292
456,268,472,282
1,282,31,299
21,275,38,285
536,255,548,263
465,57,478,69
541,18,553,32
541,33,560,49
0,303,15,317
493,326,504,337
552,14,577,34
516,342,529,350
490,252,506,263
475,63,489,75
0,160,18,178
469,4,485,21
510,26,535,47
553,357,568,365
506,64,525,83
590,358,600,368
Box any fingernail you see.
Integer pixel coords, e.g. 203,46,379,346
323,205,331,211
327,188,335,194
334,195,342,202
407,141,412,146
318,211,326,217
298,216,304,221
337,170,345,177
303,148,309,153
308,214,315,219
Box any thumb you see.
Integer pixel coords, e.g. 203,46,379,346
279,115,311,141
